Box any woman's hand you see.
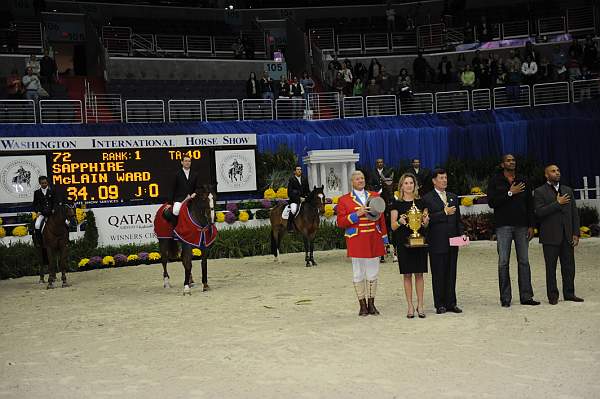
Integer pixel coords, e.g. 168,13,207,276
399,214,407,226
422,214,430,226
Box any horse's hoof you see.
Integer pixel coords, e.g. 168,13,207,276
273,257,278,263
61,281,71,288
311,261,318,266
305,262,311,267
183,285,191,296
163,277,171,288
189,282,196,288
203,284,210,292
46,282,55,290
38,278,45,284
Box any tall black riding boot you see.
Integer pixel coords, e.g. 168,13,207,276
287,213,295,232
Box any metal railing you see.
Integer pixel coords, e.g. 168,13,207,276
102,26,132,56
131,33,155,54
156,35,185,54
15,21,43,51
501,20,530,39
205,99,239,121
533,82,570,106
399,93,434,115
0,100,36,124
241,99,273,120
364,33,389,52
342,96,365,118
493,85,531,109
538,16,566,36
168,100,203,122
417,24,445,50
471,88,492,110
572,79,600,103
336,34,362,54
309,28,335,52
366,95,397,117
125,100,165,123
308,92,340,120
275,98,307,119
567,7,596,34
391,31,417,53
39,100,82,124
186,35,212,55
435,90,470,113
85,94,123,123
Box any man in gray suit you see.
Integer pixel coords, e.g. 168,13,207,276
534,165,584,305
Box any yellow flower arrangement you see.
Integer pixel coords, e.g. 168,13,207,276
332,196,340,204
0,226,6,238
0,217,3,225
263,188,277,199
148,252,161,261
216,212,225,223
127,254,139,262
75,208,86,224
461,196,474,207
78,258,89,268
102,255,115,266
470,187,484,195
192,248,202,257
12,225,28,237
324,204,335,218
238,210,250,222
276,187,288,199
580,226,591,238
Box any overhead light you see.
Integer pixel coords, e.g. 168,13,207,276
228,5,234,9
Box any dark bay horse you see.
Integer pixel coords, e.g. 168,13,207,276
157,186,215,295
42,199,76,289
270,185,325,267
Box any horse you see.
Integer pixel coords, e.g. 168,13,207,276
270,185,325,267
42,198,76,289
156,185,216,295
228,161,243,182
380,175,397,261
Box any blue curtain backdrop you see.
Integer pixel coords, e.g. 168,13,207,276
2,101,600,186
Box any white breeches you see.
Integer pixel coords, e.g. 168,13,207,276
35,214,45,229
351,257,380,282
290,202,298,215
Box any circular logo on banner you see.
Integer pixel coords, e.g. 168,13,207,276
0,158,45,202
217,152,254,190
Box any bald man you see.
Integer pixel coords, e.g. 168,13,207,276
534,165,584,305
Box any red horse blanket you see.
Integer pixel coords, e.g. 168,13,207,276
154,203,174,239
154,200,217,249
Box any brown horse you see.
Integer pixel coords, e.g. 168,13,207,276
42,198,76,289
270,185,325,267
157,185,215,295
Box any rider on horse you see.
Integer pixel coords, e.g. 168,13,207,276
32,176,55,245
164,155,198,225
287,165,310,232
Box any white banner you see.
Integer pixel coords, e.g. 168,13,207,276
0,134,256,152
214,149,257,192
92,204,161,246
0,155,48,204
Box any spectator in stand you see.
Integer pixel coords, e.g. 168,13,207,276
377,65,393,95
7,22,18,53
352,77,364,96
366,78,381,115
455,53,467,81
260,72,275,100
551,45,567,81
463,21,475,44
232,38,244,59
438,55,452,90
577,66,594,100
537,57,551,83
413,52,429,91
471,50,483,82
289,76,305,99
479,58,491,89
300,71,315,99
22,66,41,102
477,16,491,42
460,64,476,89
344,58,353,70
277,75,289,98
328,53,342,71
504,50,522,75
396,68,413,99
583,36,597,70
566,52,582,82
6,69,23,99
386,0,396,32
243,37,255,60
340,63,353,96
524,41,538,63
334,71,346,96
568,39,583,60
354,62,368,83
327,53,342,90
26,54,40,76
521,54,538,86
246,72,260,99
368,58,382,81
489,53,502,88
39,49,57,92
506,65,522,100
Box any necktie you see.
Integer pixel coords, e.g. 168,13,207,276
439,191,447,205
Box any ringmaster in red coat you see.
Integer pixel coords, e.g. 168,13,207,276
337,170,389,316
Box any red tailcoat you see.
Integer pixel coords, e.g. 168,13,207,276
336,190,388,258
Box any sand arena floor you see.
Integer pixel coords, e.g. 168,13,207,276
1,239,599,399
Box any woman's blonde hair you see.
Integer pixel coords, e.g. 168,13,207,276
397,173,420,199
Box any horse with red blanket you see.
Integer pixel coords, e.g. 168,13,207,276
154,185,217,295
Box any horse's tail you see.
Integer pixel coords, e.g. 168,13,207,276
270,228,278,257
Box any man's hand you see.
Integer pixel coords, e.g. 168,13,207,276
527,227,534,241
557,193,570,205
444,205,457,215
422,214,430,226
300,197,306,202
356,205,370,217
509,182,526,195
572,235,579,247
190,192,197,199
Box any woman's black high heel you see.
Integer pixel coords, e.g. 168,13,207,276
416,306,426,318
407,306,415,319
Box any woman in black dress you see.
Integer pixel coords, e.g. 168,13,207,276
390,173,430,318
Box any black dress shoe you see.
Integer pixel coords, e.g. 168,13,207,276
564,296,584,302
520,299,541,306
436,307,446,314
448,306,463,313
501,302,511,308
549,298,558,305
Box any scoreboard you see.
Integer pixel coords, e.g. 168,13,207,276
50,148,212,204
0,134,257,206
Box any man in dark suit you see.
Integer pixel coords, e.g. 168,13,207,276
32,175,54,243
368,158,394,192
164,155,198,223
534,164,584,305
287,165,310,232
422,168,465,314
406,158,431,194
